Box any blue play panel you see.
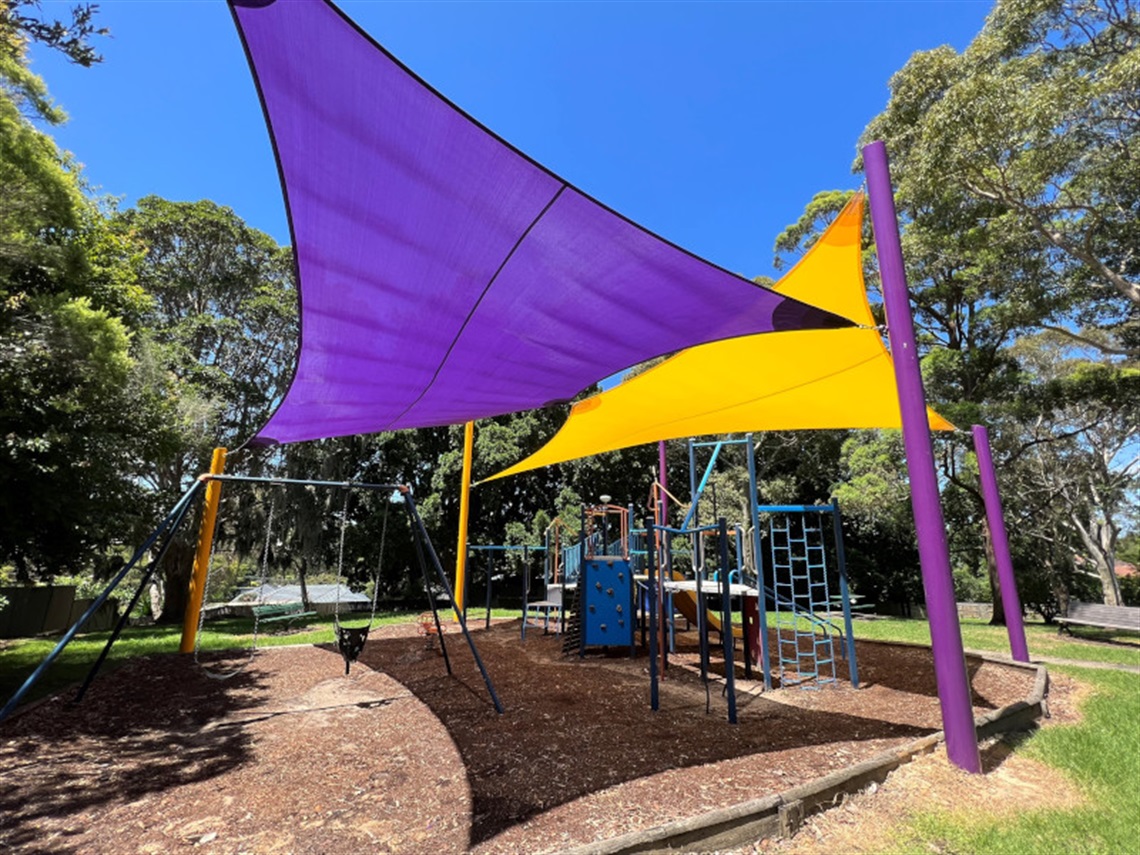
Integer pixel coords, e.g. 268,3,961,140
581,557,635,648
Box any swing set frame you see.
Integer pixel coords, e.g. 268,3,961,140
0,469,503,724
187,473,503,712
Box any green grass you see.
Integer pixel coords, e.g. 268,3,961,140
749,612,1139,851
885,665,1140,855
0,608,519,710
847,616,1140,667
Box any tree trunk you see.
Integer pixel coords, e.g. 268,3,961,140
982,518,1006,625
1070,510,1123,606
300,556,311,610
158,538,197,623
1097,560,1123,607
149,576,165,620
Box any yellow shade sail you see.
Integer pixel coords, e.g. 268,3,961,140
484,194,953,483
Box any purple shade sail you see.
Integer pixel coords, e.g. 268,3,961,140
231,0,850,446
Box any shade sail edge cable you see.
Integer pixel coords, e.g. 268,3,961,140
230,0,855,447
481,192,955,483
385,184,568,431
226,0,309,454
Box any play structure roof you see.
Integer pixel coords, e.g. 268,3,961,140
231,0,850,446
486,195,954,482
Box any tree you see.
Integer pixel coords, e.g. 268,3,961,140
109,198,296,621
861,0,1140,359
0,20,154,582
1010,340,1140,604
1,2,108,70
831,431,926,611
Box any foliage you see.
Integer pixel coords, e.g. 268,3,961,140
1,0,1135,641
1119,572,1140,606
107,197,297,620
0,37,157,582
849,0,1140,616
1,2,107,69
862,0,1140,359
1008,341,1140,605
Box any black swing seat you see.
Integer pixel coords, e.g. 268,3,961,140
335,624,370,675
253,602,317,626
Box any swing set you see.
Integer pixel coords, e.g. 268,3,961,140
193,474,500,709
0,470,504,723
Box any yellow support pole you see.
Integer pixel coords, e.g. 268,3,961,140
179,447,227,653
453,421,475,617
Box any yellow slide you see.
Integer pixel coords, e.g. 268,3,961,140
667,571,746,640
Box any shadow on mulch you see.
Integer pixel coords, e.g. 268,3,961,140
0,652,268,854
345,622,942,847
702,635,1002,710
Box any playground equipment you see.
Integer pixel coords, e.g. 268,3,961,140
760,503,857,690
227,2,1003,771
191,492,280,680
331,490,391,675
682,437,859,692
461,543,548,635
558,503,637,656
189,476,499,711
646,516,742,723
0,467,505,723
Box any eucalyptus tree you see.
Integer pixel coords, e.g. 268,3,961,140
862,0,1140,359
110,198,296,620
853,0,1140,615
1010,339,1139,604
1,2,107,69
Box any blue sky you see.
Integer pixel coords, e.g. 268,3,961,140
30,0,989,281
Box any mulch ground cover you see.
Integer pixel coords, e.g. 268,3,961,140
0,620,1035,854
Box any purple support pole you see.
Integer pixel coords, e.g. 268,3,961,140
864,141,981,774
657,439,669,673
972,425,1030,663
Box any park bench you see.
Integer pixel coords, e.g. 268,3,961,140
1056,601,1140,636
252,602,317,628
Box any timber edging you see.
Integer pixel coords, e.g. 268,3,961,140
559,649,1048,855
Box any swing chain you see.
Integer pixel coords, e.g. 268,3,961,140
367,497,389,630
333,487,388,632
249,495,276,651
333,489,351,629
195,493,276,679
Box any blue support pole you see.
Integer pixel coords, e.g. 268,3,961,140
688,439,698,530
404,491,503,713
682,441,724,531
746,436,773,690
832,499,859,688
579,504,587,658
0,479,205,723
718,517,738,724
75,490,201,703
